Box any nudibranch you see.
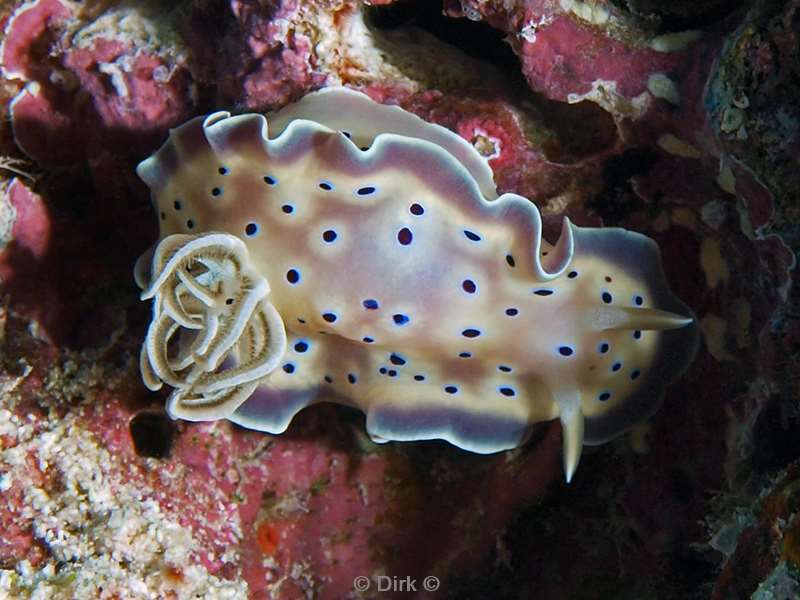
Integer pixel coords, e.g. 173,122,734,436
135,87,698,481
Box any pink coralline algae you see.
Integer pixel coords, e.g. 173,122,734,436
0,178,49,263
2,0,800,598
444,0,697,106
2,0,194,166
183,0,327,111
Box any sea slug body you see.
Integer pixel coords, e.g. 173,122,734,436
135,87,698,481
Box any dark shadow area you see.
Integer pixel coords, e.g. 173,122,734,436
609,0,747,33
366,0,521,75
180,0,246,111
129,410,175,458
750,397,800,472
0,147,158,349
535,100,618,163
589,147,657,223
668,546,719,598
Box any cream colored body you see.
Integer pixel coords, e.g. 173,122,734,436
137,88,697,480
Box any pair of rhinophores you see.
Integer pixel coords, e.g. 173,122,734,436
135,87,698,481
